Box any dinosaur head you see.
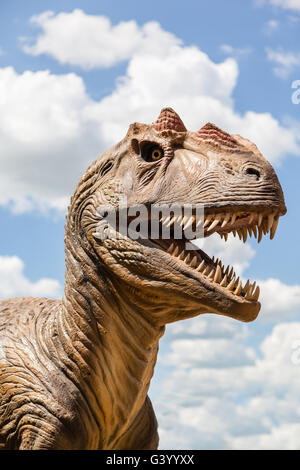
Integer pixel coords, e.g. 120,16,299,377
75,108,286,326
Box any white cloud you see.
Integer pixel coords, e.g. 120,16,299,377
288,14,300,22
153,320,300,449
0,11,298,213
259,278,300,321
264,19,280,34
0,66,104,213
266,47,300,78
268,19,280,28
163,338,256,368
230,422,300,449
266,0,300,11
0,255,61,299
22,9,181,69
166,313,249,340
220,44,252,57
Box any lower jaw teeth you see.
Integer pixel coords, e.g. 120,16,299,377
162,209,273,302
166,242,259,301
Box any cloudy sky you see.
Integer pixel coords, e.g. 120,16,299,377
1,0,300,449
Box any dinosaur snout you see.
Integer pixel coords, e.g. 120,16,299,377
240,158,286,215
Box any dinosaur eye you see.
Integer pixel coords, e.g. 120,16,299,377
151,148,163,161
141,143,164,162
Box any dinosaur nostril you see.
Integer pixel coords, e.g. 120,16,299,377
245,167,261,180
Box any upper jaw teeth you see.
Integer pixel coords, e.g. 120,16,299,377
160,209,280,243
205,209,280,243
166,242,260,302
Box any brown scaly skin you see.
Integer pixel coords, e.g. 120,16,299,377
0,108,286,450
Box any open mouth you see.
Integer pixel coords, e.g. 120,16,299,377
148,207,282,304
94,203,283,306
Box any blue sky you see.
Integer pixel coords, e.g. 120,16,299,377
1,0,300,449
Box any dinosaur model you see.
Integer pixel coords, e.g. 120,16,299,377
0,108,286,449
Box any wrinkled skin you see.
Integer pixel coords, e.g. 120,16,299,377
0,108,286,449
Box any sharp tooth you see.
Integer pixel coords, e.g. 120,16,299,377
228,267,234,279
270,215,279,240
163,215,171,226
196,260,205,272
173,246,179,257
242,227,248,243
180,215,189,227
220,274,227,287
232,230,237,237
184,216,195,230
203,266,209,275
212,256,215,263
190,255,198,267
207,215,222,232
245,283,255,300
247,227,252,238
258,213,263,226
249,213,255,225
184,253,191,264
258,226,263,243
167,243,175,254
166,216,176,227
208,269,215,280
227,277,236,291
221,213,230,228
244,280,250,292
214,265,222,283
234,280,242,295
204,214,214,227
267,213,274,232
245,289,253,300
196,217,204,227
252,285,260,301
178,250,185,260
238,229,243,240
253,225,257,239
224,233,228,241
231,213,237,225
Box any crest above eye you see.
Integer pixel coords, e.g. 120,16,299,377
195,122,239,149
153,107,187,133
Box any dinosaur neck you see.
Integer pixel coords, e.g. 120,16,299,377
58,231,164,448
